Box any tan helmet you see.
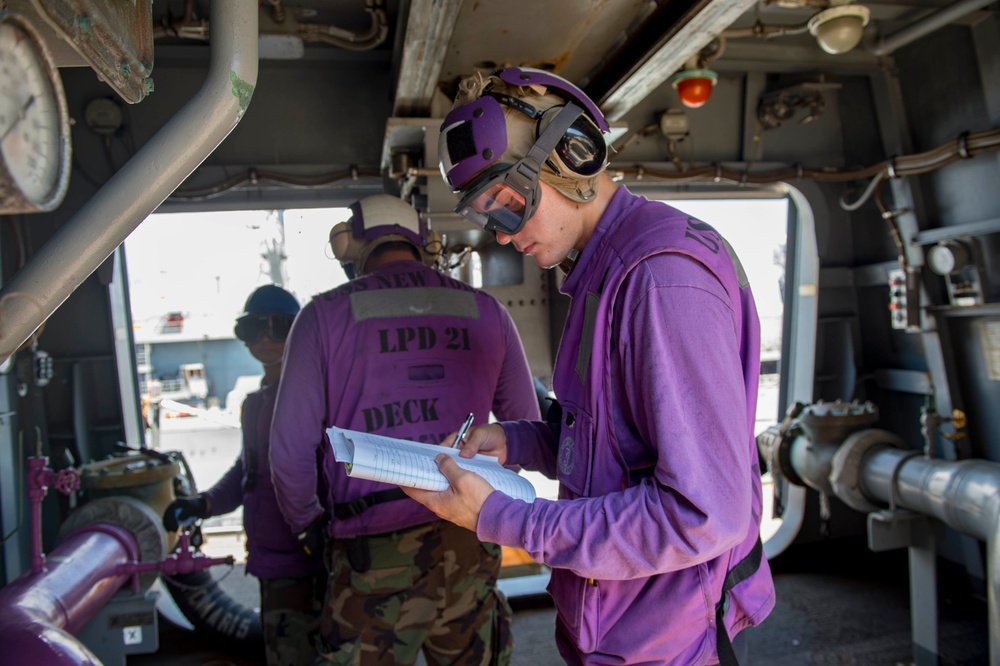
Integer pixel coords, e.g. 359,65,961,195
329,195,442,277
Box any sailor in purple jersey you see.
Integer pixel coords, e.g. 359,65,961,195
163,284,324,666
404,68,776,665
269,194,540,665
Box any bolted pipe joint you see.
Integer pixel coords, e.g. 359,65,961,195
796,400,880,445
758,423,804,486
829,428,907,512
768,400,880,494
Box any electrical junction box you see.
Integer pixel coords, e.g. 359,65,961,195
888,269,909,330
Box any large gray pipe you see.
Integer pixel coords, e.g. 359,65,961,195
858,447,1000,663
868,0,998,56
0,0,259,363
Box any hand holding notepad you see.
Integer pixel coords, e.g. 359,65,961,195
328,425,536,503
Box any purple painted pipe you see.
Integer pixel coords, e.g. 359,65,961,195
0,524,138,665
0,456,234,664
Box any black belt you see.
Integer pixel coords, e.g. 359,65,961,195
333,487,407,520
716,536,763,666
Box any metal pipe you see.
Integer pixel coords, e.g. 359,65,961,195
0,525,138,665
0,467,230,663
869,0,997,56
27,456,81,574
27,457,46,574
858,448,1000,664
0,0,259,363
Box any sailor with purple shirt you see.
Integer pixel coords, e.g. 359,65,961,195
404,67,776,665
163,285,324,666
269,194,540,665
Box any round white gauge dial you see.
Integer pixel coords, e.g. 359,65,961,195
0,12,71,213
926,241,970,276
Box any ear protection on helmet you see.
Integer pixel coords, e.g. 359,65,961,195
329,195,442,277
488,92,607,178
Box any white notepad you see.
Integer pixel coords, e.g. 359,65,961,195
328,425,536,503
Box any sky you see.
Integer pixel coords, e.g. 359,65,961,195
124,207,351,327
124,199,787,344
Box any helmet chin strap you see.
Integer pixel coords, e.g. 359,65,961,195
558,248,580,274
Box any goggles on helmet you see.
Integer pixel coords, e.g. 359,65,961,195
234,314,295,345
450,101,586,235
454,162,535,235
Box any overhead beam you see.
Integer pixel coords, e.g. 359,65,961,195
593,0,759,122
392,0,464,116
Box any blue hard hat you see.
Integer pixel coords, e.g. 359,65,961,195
241,285,300,317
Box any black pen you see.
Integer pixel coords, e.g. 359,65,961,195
452,412,474,448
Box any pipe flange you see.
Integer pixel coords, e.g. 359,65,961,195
58,495,168,591
773,437,806,486
829,428,906,513
758,424,805,486
797,399,879,444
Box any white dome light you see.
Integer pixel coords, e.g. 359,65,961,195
808,4,871,54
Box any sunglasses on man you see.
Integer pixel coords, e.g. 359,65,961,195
234,314,296,345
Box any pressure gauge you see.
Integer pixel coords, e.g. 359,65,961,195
0,11,72,214
926,241,970,276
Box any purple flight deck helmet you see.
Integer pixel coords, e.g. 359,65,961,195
438,67,610,236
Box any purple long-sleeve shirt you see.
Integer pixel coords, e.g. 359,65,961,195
203,382,323,579
270,260,540,538
478,188,775,664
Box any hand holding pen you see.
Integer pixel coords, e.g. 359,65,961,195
452,412,474,449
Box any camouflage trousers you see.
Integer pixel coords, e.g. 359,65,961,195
260,573,325,666
315,520,513,666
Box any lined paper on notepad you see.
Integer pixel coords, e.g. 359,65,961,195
328,426,536,503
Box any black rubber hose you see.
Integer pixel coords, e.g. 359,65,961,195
161,567,265,656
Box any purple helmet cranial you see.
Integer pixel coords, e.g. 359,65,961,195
439,67,610,192
438,67,611,235
439,95,509,192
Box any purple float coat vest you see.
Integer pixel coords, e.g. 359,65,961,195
270,259,540,538
203,383,323,579
479,188,775,664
